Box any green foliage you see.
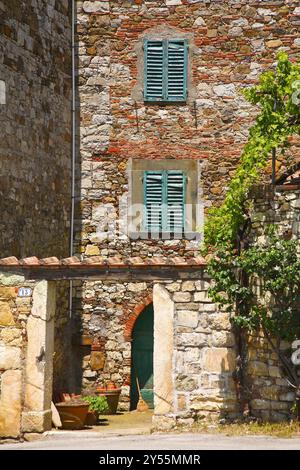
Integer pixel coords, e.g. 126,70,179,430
204,53,300,249
208,229,300,344
204,54,300,404
82,395,109,414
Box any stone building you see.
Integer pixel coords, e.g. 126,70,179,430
0,0,72,258
72,0,300,417
1,0,300,439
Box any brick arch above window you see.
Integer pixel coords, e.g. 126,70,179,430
124,294,153,342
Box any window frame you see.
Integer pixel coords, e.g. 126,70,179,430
143,169,186,234
144,38,188,103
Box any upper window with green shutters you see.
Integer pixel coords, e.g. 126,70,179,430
144,39,188,102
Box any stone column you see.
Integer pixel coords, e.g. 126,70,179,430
153,284,175,418
22,281,56,434
0,274,24,438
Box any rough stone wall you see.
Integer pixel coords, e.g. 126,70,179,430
72,278,153,409
157,277,238,428
251,185,300,242
0,273,32,438
245,185,300,422
0,273,57,440
0,0,72,258
74,274,238,420
75,0,300,259
246,333,293,422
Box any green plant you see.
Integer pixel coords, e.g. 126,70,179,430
204,54,300,418
204,52,300,250
82,395,109,414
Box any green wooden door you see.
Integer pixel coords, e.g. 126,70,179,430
131,304,154,410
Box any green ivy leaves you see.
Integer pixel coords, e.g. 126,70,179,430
204,53,300,250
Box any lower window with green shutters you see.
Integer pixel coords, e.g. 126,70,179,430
144,170,186,235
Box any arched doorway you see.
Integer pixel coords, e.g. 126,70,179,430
130,303,154,410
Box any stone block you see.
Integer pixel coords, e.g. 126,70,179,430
0,344,21,369
21,410,52,433
82,1,110,13
181,281,195,292
0,287,16,300
178,332,208,347
152,415,176,431
85,244,100,256
165,282,181,292
0,370,22,438
0,302,15,326
173,292,191,303
0,273,24,286
195,280,210,291
166,0,182,5
194,291,211,302
248,360,268,377
211,331,235,347
153,284,174,414
177,310,198,328
127,283,147,292
266,39,283,48
177,393,187,412
201,347,235,373
0,328,22,346
90,351,105,370
209,313,231,331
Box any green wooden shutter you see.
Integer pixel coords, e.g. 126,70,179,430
144,171,163,231
167,40,187,102
144,170,186,234
144,40,165,102
166,171,186,233
144,39,187,102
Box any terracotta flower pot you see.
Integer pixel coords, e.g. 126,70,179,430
85,410,99,426
96,388,121,414
55,402,89,430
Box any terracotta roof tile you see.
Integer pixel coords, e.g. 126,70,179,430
61,256,81,265
147,257,168,265
21,257,40,266
0,256,20,266
128,257,145,266
0,255,207,269
83,256,105,265
106,257,126,266
40,257,60,265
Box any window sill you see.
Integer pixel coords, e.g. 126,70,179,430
128,231,201,241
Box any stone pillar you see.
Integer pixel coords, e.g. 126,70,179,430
153,284,175,418
22,281,56,434
0,274,24,438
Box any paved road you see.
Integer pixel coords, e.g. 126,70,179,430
1,432,300,450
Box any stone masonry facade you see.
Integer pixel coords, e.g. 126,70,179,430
0,0,72,258
75,0,300,260
72,0,300,420
1,0,300,439
244,185,300,422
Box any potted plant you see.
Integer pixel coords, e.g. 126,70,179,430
55,398,89,430
83,395,109,425
95,381,121,414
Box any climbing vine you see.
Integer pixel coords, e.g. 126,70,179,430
204,52,300,249
203,53,300,418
